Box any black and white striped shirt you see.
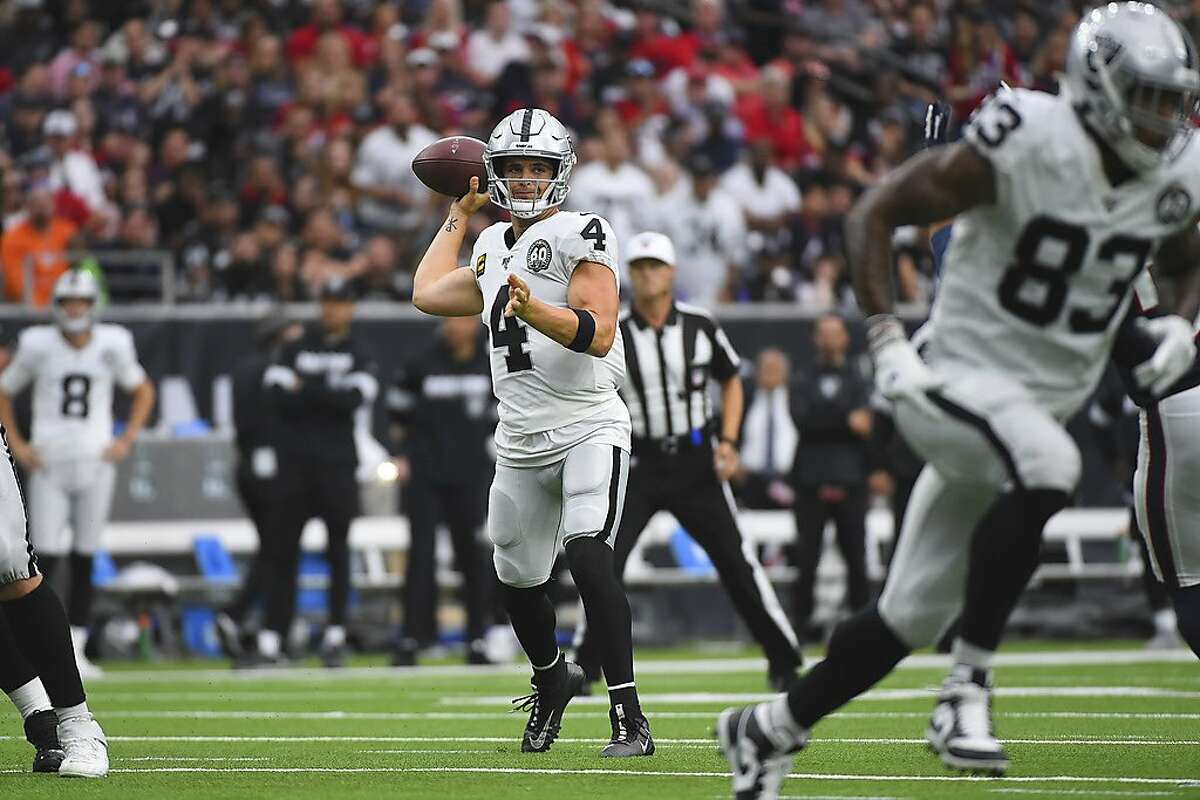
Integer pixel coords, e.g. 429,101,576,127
619,302,741,441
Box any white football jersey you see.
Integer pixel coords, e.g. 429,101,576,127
471,210,630,464
925,88,1200,420
0,324,146,461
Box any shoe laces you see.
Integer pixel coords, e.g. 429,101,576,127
512,685,549,731
609,705,644,744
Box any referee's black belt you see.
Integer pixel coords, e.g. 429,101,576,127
632,426,714,457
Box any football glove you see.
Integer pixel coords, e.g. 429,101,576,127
867,315,945,415
1133,315,1197,397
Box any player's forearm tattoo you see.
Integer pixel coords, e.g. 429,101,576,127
444,216,459,233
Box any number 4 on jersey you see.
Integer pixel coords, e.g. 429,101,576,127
489,285,533,373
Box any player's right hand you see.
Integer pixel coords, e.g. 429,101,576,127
867,315,945,414
450,176,491,218
10,441,43,471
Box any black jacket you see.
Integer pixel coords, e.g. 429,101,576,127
388,334,495,486
231,350,278,458
789,358,871,488
266,325,377,466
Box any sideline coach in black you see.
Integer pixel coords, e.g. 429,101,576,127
216,312,303,658
252,276,378,669
388,315,498,667
790,314,872,640
573,231,802,691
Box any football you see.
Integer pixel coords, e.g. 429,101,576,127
411,136,489,198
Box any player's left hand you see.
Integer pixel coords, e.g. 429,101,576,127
504,273,532,319
714,440,739,481
103,438,133,462
1134,315,1197,397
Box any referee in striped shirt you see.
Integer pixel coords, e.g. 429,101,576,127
573,232,803,692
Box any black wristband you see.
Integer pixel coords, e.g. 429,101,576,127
719,435,739,447
567,308,596,353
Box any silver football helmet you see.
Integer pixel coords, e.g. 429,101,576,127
1066,2,1200,172
483,108,576,219
52,269,101,334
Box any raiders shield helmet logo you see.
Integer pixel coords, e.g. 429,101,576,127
1156,184,1192,226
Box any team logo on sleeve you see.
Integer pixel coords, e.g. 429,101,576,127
1156,184,1192,226
475,253,487,277
526,239,553,273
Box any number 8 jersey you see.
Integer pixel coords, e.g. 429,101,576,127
0,324,146,462
926,87,1200,420
471,210,630,466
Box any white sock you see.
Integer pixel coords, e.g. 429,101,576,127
257,630,281,657
951,638,994,677
55,701,91,724
323,625,346,648
1154,608,1178,634
70,626,89,653
7,678,52,720
765,695,806,738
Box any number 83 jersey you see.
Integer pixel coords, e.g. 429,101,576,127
471,210,629,463
927,87,1200,420
0,324,147,461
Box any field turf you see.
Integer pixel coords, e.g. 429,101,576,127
1,643,1197,799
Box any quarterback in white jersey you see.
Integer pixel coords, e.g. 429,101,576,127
412,108,651,758
720,5,1200,797
0,270,155,679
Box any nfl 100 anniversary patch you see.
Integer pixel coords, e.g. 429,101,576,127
526,239,553,273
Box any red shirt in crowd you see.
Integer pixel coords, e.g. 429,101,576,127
736,96,817,171
286,24,371,67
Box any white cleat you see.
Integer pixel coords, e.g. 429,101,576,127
1145,629,1184,651
57,714,109,778
926,669,1009,775
717,704,807,800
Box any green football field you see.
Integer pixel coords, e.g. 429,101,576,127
1,643,1198,799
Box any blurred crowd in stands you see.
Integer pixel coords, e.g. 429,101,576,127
3,0,1197,306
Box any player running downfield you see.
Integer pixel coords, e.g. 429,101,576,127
719,5,1200,796
411,107,653,757
0,269,155,679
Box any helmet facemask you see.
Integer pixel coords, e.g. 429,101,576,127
1098,58,1199,170
483,151,574,219
54,296,96,335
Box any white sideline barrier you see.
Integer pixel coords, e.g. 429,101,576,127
101,506,1139,587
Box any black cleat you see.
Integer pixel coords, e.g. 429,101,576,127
466,639,493,665
232,650,289,670
513,661,585,753
717,704,807,800
214,612,243,659
600,704,654,757
321,643,347,669
390,638,419,667
25,709,64,773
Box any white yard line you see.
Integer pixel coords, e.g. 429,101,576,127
118,757,272,762
82,649,1197,683
0,765,1192,787
447,687,1200,706
2,734,1194,747
989,790,1179,797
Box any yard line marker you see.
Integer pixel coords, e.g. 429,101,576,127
115,758,268,762
0,766,1193,786
989,790,1179,796
79,649,1197,683
2,734,1195,747
448,687,1200,706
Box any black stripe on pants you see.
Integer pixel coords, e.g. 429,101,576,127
1145,406,1181,590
